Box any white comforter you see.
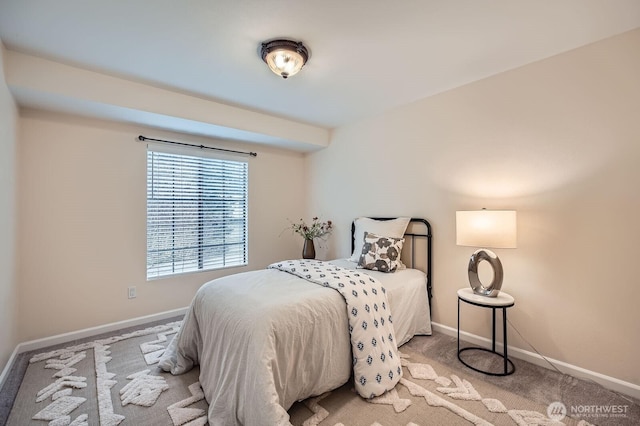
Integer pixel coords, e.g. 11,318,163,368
268,259,403,399
159,259,431,426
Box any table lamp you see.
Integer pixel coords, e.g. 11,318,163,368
456,209,517,297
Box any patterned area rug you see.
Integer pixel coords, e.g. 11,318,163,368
7,321,593,426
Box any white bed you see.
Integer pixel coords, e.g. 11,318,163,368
159,218,433,426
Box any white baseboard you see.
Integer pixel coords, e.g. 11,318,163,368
431,321,640,401
0,307,188,391
4,312,638,403
0,345,21,393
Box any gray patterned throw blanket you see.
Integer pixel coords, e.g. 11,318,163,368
268,259,402,399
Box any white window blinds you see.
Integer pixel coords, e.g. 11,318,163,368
146,149,248,279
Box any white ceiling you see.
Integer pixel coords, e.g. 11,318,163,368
1,0,640,132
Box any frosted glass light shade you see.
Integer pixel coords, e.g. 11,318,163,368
456,210,517,249
260,39,309,79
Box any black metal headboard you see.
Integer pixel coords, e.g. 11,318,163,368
351,217,433,308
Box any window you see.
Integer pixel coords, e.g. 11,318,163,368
146,148,248,279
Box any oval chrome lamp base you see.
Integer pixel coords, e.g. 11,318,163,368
468,249,503,297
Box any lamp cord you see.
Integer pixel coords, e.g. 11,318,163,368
506,318,636,405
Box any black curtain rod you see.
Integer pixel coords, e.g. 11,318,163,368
138,135,257,157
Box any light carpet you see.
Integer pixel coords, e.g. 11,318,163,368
4,320,606,425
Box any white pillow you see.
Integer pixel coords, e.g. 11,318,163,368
349,217,411,262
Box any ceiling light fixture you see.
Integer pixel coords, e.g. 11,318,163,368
260,39,310,79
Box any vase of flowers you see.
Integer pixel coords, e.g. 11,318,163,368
302,238,316,260
288,217,333,259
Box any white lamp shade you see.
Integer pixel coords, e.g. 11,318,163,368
456,210,517,249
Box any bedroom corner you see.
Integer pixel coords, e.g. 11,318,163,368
0,39,19,385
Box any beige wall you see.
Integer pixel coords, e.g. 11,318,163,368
307,29,640,384
16,110,307,342
0,41,18,372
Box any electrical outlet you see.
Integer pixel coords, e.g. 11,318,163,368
128,286,137,299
